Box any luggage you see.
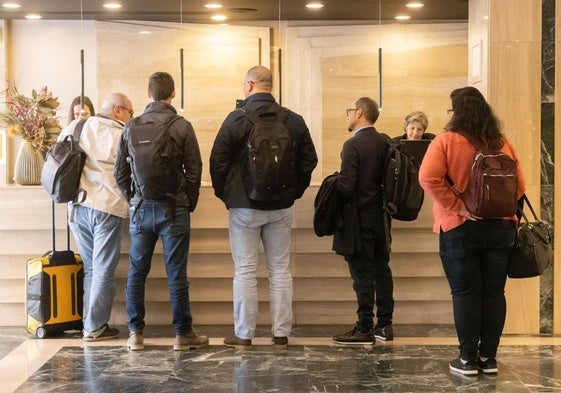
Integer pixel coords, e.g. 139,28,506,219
26,201,83,338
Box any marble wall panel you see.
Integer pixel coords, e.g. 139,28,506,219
96,22,269,184
554,0,561,334
285,23,468,179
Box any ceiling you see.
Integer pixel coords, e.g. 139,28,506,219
1,1,469,23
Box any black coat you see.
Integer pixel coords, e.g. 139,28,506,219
333,126,388,256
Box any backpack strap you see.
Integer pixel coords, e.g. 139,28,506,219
455,130,487,151
72,118,87,141
68,118,88,222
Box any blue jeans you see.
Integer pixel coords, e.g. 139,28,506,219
126,202,193,335
440,219,516,361
229,207,294,340
69,205,123,333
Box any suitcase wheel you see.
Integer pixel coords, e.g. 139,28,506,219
35,326,47,339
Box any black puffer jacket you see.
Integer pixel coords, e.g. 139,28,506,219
210,93,318,210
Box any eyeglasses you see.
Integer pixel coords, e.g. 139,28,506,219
346,108,358,116
446,108,454,115
118,106,134,117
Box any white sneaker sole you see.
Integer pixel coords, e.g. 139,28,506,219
449,365,479,376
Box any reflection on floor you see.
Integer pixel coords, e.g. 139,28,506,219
2,325,561,392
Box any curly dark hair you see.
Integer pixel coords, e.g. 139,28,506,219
445,87,504,150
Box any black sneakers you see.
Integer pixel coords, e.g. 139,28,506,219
272,336,288,349
478,357,498,374
449,357,479,376
373,324,394,341
333,327,375,345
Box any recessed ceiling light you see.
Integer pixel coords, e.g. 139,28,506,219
103,2,122,9
25,13,42,19
211,14,227,21
306,2,324,9
139,30,151,35
405,2,424,8
395,15,411,20
2,3,21,8
205,3,223,9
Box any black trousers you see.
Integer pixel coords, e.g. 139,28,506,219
345,209,393,332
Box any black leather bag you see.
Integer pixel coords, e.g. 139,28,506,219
507,195,553,278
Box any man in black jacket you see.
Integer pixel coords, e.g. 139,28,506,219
332,97,394,345
114,71,207,352
210,65,317,349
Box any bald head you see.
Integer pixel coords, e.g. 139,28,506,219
100,92,133,123
243,66,273,97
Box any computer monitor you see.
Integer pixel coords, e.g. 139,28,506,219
399,139,432,164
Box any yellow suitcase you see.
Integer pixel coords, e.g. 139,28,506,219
26,202,83,338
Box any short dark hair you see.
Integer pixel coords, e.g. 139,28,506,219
355,97,379,124
149,72,175,101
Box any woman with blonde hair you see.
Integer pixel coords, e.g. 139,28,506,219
392,111,435,142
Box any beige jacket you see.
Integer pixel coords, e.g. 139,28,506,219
58,115,129,218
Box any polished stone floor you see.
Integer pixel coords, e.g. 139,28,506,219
2,325,561,392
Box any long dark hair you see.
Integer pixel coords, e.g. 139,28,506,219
445,87,504,150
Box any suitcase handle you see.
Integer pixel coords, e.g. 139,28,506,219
51,200,72,252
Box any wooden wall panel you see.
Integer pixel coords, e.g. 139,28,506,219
487,0,542,335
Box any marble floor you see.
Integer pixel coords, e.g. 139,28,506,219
2,325,561,393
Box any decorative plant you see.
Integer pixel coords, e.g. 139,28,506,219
0,82,62,151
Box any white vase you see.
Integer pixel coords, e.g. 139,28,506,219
14,141,44,185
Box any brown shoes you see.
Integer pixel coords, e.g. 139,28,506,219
174,330,209,350
223,335,252,349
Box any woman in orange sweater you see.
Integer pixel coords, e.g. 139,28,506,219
419,87,526,376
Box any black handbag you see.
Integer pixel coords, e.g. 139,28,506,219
507,194,553,278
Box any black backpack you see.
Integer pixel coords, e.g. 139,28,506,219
41,119,87,203
455,131,518,217
382,142,424,221
126,114,183,200
242,105,297,202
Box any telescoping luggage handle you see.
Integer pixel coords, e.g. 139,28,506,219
48,200,75,265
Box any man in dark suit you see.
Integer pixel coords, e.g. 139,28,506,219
332,97,394,345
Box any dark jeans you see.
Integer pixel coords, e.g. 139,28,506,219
126,202,193,335
345,207,393,332
440,219,515,361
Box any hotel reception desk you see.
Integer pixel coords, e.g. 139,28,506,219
0,185,539,333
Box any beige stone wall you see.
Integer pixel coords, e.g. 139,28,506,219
283,23,468,180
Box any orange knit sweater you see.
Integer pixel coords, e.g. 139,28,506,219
418,131,527,233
